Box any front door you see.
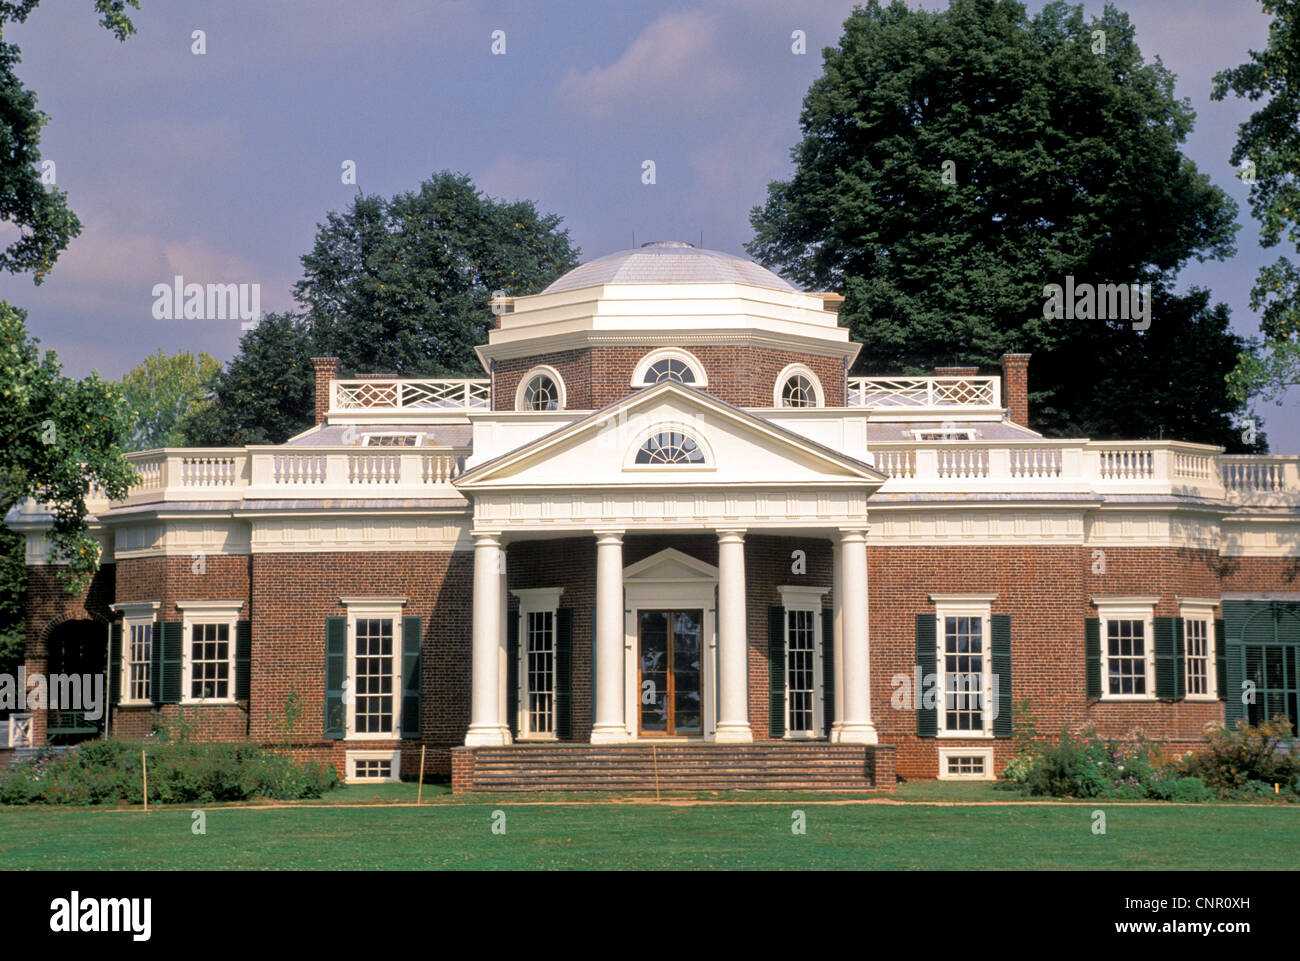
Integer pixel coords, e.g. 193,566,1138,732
638,610,703,736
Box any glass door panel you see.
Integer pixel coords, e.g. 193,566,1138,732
672,611,703,733
639,611,669,733
638,610,704,735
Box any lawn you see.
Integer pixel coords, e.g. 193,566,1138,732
0,781,1295,869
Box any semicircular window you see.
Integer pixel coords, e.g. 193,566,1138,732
644,358,696,384
635,430,706,465
522,374,560,411
780,374,817,408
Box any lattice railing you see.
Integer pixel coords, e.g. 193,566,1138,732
332,379,490,410
848,376,1000,408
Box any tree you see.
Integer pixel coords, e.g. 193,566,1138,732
117,349,221,450
0,1,140,282
181,313,316,446
0,302,137,591
191,172,581,444
1213,0,1300,408
748,0,1252,448
298,171,580,376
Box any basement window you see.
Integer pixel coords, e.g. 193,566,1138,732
347,749,402,783
938,747,994,780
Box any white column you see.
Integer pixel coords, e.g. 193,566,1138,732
591,530,630,743
497,544,512,744
832,528,878,744
465,531,510,746
715,529,753,743
831,537,844,730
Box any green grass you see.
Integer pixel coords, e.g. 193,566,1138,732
0,784,1295,869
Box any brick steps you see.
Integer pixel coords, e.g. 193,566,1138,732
454,743,894,792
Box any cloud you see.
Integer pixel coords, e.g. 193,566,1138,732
557,10,743,119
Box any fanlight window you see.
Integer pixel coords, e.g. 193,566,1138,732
644,358,696,385
634,431,706,465
781,375,817,408
522,374,560,411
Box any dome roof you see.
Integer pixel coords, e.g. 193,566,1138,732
542,240,797,294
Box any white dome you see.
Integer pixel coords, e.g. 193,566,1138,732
543,240,797,294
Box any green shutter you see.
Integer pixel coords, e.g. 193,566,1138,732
1173,617,1186,700
1224,640,1245,728
991,614,1012,738
234,620,251,701
555,608,573,739
1085,617,1102,699
1215,618,1227,701
150,623,163,705
820,607,834,738
109,623,122,705
159,621,183,704
401,616,422,738
324,617,346,739
768,606,786,738
1154,616,1177,699
506,611,520,739
916,614,937,737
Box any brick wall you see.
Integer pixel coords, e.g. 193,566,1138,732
493,345,847,410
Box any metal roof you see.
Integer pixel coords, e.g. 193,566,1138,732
542,241,797,294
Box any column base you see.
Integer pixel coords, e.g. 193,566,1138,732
590,724,633,744
713,723,754,744
464,724,512,747
830,722,879,745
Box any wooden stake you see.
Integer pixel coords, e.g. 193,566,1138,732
417,745,427,806
141,750,148,812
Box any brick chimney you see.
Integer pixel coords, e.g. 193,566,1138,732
311,357,339,426
1000,353,1031,428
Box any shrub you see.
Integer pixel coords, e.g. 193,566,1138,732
1017,727,1163,799
1175,717,1299,798
0,739,339,806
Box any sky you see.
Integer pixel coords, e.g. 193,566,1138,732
1,0,1296,449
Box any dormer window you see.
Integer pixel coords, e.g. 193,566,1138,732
911,429,976,441
362,433,422,447
774,364,824,408
515,366,566,411
631,349,708,388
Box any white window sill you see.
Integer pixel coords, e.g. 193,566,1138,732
519,733,558,742
180,698,237,707
937,731,995,739
119,700,153,708
345,733,399,742
784,731,823,740
1184,694,1219,703
1100,694,1156,702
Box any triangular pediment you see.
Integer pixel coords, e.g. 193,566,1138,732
623,548,718,582
456,382,886,491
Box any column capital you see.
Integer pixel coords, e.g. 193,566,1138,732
837,527,870,543
716,528,747,543
593,529,624,545
470,529,503,544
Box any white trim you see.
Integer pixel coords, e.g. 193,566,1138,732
511,587,564,740
778,586,828,739
340,597,407,740
773,363,825,408
110,600,161,617
1094,601,1157,702
933,599,995,738
360,431,424,447
177,599,244,705
630,348,709,387
514,365,567,412
117,611,158,707
346,748,402,784
938,747,995,781
1179,602,1218,702
623,421,716,470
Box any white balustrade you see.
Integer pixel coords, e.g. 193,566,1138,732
332,378,490,411
848,376,1001,409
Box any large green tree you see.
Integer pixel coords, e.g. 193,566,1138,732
748,0,1252,447
118,348,221,450
1213,0,1300,408
0,1,139,282
190,172,580,445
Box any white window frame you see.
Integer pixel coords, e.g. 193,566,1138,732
911,429,977,441
345,748,402,784
511,588,563,740
110,601,159,707
1093,596,1159,702
339,596,407,741
176,599,244,705
930,594,997,738
773,363,825,408
624,422,716,470
630,348,708,388
360,432,423,447
938,746,995,781
1179,598,1218,702
514,365,567,412
777,586,828,739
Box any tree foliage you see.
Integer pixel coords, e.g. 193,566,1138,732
191,172,580,444
748,0,1252,447
0,302,136,592
1213,0,1300,407
117,348,221,450
0,1,140,282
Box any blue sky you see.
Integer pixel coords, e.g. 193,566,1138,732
1,0,1296,448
